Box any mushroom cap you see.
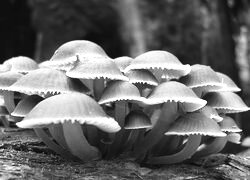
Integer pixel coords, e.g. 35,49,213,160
98,81,145,104
145,81,207,112
0,64,11,73
180,64,224,93
124,50,191,79
219,116,242,133
114,56,132,73
204,92,250,114
0,71,23,91
66,58,128,81
125,69,159,86
165,112,226,137
198,105,223,122
11,95,44,117
3,56,38,73
50,40,109,63
7,68,89,97
124,110,152,129
16,93,121,133
215,72,241,92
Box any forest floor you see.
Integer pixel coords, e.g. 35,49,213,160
0,127,250,180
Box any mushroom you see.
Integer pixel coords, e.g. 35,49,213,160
98,80,146,157
11,95,44,118
0,71,23,113
7,68,89,98
146,112,226,164
179,64,224,97
123,110,152,151
197,105,223,122
17,93,121,162
124,50,191,81
203,92,250,114
133,81,207,159
3,56,38,74
192,116,242,158
40,40,109,71
66,55,128,100
125,69,159,97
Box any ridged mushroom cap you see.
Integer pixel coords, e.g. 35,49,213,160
145,81,207,112
66,58,128,81
180,64,224,94
11,95,44,117
198,105,223,122
7,68,89,97
165,112,226,137
219,116,242,133
124,50,191,79
215,72,241,92
0,64,11,73
50,40,109,63
114,56,132,73
0,71,23,91
125,69,159,86
124,110,152,129
3,56,38,73
16,93,120,133
98,81,145,104
204,92,250,114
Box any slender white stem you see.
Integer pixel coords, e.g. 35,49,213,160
192,137,227,158
34,128,77,160
93,78,105,100
62,121,101,162
147,135,202,164
133,102,178,158
3,91,15,113
48,124,68,149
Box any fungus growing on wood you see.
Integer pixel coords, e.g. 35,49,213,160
17,93,120,162
134,81,206,159
98,80,146,157
146,112,226,164
124,50,191,81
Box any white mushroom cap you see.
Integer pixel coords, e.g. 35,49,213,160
17,93,121,133
145,81,207,112
165,112,226,137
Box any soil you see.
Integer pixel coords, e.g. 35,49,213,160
0,127,250,180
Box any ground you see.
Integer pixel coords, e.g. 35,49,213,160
0,127,250,180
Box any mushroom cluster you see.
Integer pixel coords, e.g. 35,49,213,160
0,40,249,165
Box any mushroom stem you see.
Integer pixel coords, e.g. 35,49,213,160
85,125,99,147
147,135,202,164
62,121,101,162
133,102,179,159
124,129,143,151
3,91,15,113
48,124,68,149
192,136,227,158
34,128,77,160
0,116,9,127
106,101,127,158
93,78,105,100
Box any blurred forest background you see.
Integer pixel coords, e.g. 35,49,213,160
1,0,250,152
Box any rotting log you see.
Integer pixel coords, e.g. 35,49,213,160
0,127,250,180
